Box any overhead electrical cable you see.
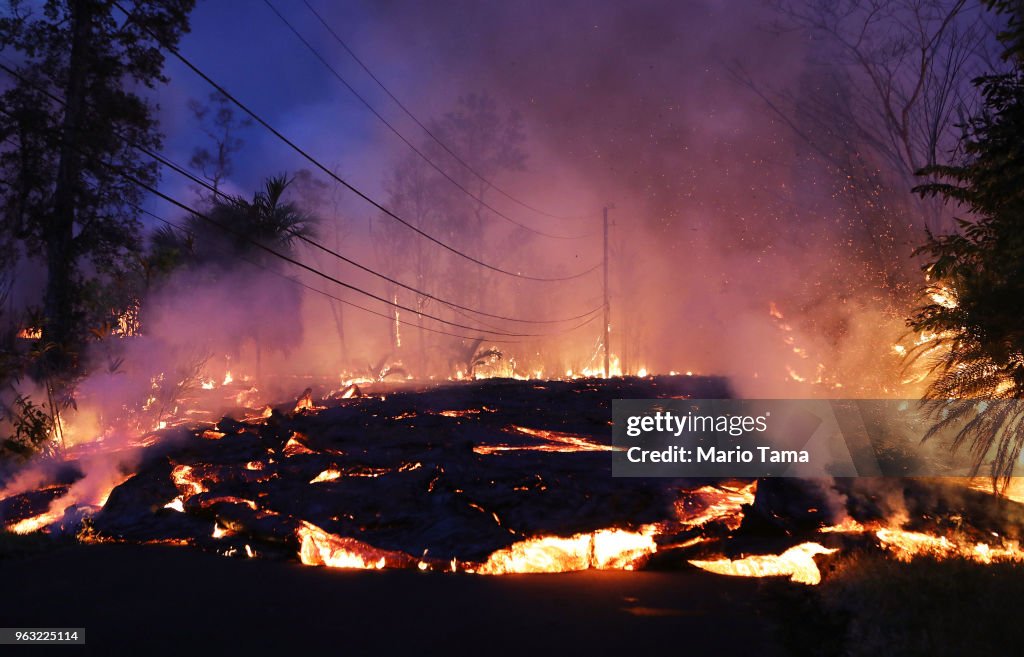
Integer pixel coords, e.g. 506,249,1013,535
0,60,601,334
301,0,597,223
110,1,601,283
130,203,524,343
262,0,593,240
0,114,539,339
146,143,604,325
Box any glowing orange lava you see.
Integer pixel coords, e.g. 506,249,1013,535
689,542,837,585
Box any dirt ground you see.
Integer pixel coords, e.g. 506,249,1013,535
0,543,783,656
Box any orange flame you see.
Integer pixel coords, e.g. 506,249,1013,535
689,542,836,585
477,526,658,575
297,521,414,569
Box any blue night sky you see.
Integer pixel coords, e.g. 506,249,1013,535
146,0,799,233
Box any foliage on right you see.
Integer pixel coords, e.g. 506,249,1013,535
910,0,1024,490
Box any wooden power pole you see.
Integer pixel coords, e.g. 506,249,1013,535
603,206,611,378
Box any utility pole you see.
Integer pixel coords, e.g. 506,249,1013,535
603,206,611,378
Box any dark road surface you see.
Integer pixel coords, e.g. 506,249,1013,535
0,544,783,656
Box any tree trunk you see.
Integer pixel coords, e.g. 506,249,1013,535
43,0,93,378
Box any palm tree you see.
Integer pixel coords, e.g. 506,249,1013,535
185,174,318,381
191,173,316,265
907,12,1024,492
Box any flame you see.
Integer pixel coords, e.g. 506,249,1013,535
309,468,341,484
163,496,185,512
283,433,315,456
297,521,412,569
929,286,958,309
222,371,233,386
7,509,64,535
16,326,42,340
293,388,324,413
477,526,658,575
689,542,836,585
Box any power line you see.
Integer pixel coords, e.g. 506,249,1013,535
263,0,594,240
0,105,537,339
0,59,600,334
132,203,524,343
146,142,604,325
300,0,596,223
140,201,602,343
120,173,548,337
111,1,600,283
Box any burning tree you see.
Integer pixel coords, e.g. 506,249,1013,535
910,0,1024,491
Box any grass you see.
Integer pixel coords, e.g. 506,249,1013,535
764,551,1024,657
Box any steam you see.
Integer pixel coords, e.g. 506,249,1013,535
2,0,968,461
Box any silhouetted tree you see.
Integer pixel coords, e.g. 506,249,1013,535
910,0,1024,491
378,93,528,374
0,0,195,384
187,91,251,196
174,174,317,379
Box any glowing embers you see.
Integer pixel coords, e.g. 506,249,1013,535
295,521,658,575
689,542,837,585
241,405,274,423
476,526,658,575
473,425,615,455
297,521,415,570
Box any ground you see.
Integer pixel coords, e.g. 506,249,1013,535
0,543,782,656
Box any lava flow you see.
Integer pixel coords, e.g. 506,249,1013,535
689,543,837,585
5,376,1024,591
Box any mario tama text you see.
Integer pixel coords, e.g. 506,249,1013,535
611,400,847,478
